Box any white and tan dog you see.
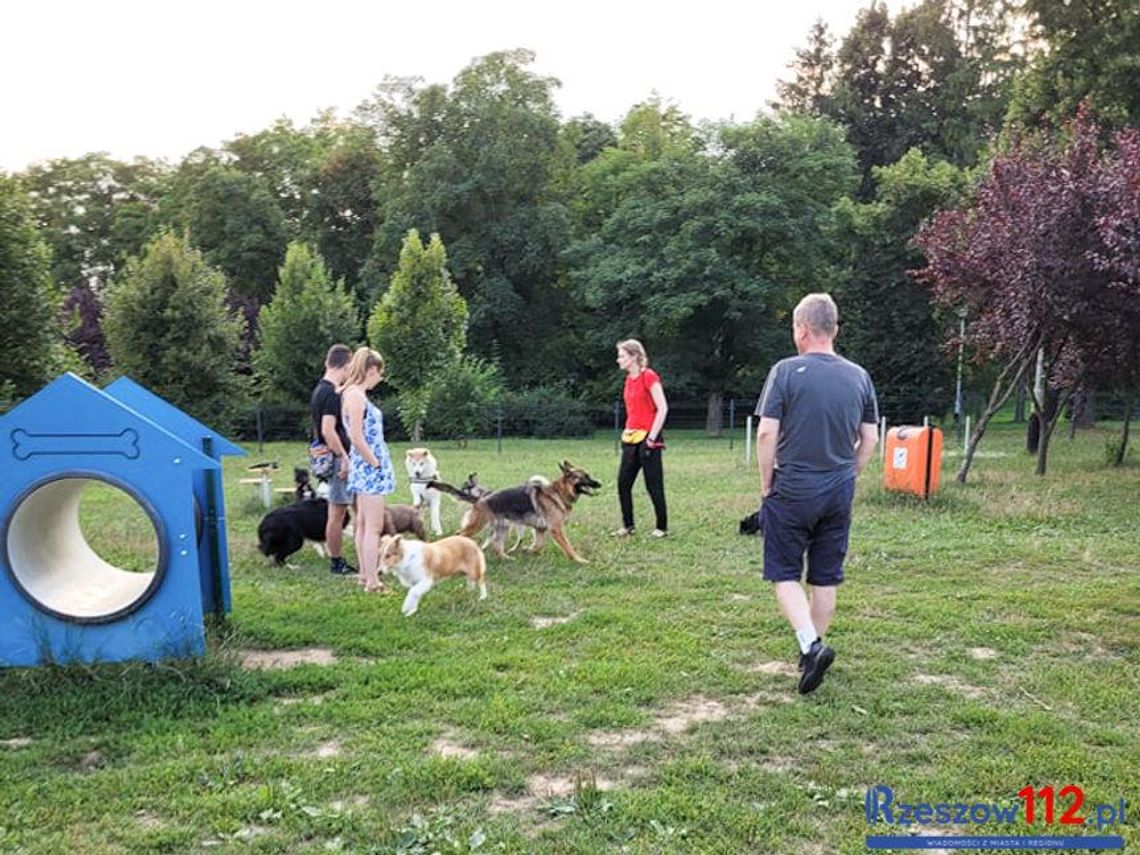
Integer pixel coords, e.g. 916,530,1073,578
405,448,443,536
377,534,487,616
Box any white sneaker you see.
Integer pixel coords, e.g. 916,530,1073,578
650,529,668,538
611,527,635,537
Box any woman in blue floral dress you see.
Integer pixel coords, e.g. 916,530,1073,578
341,347,396,593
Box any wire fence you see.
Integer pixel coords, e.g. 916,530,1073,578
232,392,1018,453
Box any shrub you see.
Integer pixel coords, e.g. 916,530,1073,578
501,385,596,438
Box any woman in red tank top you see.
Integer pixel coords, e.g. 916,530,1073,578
614,339,669,537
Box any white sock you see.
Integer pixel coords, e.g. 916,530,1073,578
795,624,820,655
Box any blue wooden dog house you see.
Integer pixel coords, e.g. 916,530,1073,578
0,373,243,667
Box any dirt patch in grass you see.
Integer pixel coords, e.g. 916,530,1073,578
310,739,342,759
531,612,580,629
134,811,165,830
914,673,988,700
239,648,338,670
655,695,730,735
488,773,619,816
968,647,1000,660
746,660,799,677
274,693,330,707
430,732,480,760
740,690,795,708
760,755,800,774
586,729,659,749
1,737,32,749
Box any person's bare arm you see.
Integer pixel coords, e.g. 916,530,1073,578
321,414,348,458
757,416,780,498
854,422,879,476
647,382,668,441
343,390,380,468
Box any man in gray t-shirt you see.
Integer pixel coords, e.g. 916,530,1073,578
754,293,879,694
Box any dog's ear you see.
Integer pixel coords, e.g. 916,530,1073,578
560,460,571,473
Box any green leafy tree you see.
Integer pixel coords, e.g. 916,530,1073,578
777,1,1022,195
363,50,573,386
571,114,858,432
1008,0,1140,128
307,122,384,302
104,231,247,429
367,230,468,438
834,149,969,421
0,175,68,399
167,164,287,302
254,242,359,404
18,153,169,291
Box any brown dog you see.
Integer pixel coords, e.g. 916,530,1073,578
456,461,601,564
383,503,427,540
377,534,487,616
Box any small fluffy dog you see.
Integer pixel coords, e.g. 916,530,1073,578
384,503,427,540
405,448,443,535
293,467,317,502
257,499,348,566
377,533,487,616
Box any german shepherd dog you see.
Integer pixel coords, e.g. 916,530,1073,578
454,461,600,564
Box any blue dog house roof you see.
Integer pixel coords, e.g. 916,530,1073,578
103,376,245,461
2,373,219,473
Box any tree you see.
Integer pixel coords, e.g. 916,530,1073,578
306,122,384,302
367,230,467,439
0,175,67,400
772,18,836,116
18,154,169,293
364,50,574,386
1083,126,1140,463
777,1,1022,195
571,114,858,432
916,107,1115,479
104,231,246,429
835,149,969,421
1008,0,1140,129
169,164,287,303
254,242,360,404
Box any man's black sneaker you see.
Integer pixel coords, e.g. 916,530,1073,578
329,558,356,576
798,640,835,695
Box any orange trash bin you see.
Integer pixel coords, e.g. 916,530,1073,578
883,426,943,499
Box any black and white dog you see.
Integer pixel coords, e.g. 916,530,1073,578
257,499,349,566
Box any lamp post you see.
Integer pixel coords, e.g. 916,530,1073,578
954,310,966,440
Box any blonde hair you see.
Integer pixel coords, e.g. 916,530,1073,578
342,346,385,388
793,293,839,337
617,339,649,369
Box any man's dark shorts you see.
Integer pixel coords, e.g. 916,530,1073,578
760,477,856,586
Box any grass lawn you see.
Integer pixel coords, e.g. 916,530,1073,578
1,422,1137,853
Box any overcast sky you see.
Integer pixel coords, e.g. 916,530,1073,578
0,0,907,172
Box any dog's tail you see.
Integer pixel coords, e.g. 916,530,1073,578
429,478,480,504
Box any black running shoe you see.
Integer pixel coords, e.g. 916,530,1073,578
798,640,835,695
329,558,356,576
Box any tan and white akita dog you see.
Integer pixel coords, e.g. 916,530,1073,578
377,534,487,616
405,448,443,536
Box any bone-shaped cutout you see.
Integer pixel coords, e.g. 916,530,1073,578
11,428,141,460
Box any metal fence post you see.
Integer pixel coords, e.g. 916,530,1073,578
255,405,264,455
496,405,503,454
729,398,736,451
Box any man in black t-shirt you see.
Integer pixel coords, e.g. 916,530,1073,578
311,344,354,575
755,294,879,694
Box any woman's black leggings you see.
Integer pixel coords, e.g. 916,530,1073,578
617,443,667,531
